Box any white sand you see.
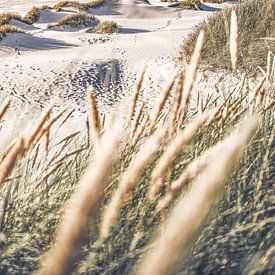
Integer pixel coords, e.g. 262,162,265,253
0,0,236,118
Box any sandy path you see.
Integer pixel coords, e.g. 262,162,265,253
0,1,235,118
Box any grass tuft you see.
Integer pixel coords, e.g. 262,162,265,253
53,0,106,12
0,24,25,39
52,13,99,29
92,20,118,34
0,12,29,26
169,0,201,10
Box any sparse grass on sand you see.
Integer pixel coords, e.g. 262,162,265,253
204,0,225,3
0,9,274,274
23,5,51,24
51,13,99,29
0,12,30,26
53,0,106,12
92,20,118,34
180,0,275,74
169,0,201,10
0,24,25,39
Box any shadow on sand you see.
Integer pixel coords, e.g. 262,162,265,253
0,33,77,51
119,27,150,34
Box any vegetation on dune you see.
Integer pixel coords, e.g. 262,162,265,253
0,24,25,39
168,0,201,10
52,13,99,29
23,5,51,24
0,12,30,26
53,0,106,12
92,20,118,34
180,0,275,74
204,0,225,3
0,9,274,273
168,0,226,9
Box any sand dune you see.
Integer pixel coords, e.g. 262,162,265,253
0,0,236,117
36,10,71,24
9,19,38,31
0,33,77,50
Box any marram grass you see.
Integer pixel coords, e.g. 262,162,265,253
0,10,274,275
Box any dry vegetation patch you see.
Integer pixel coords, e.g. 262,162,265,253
52,13,99,29
204,0,225,3
0,24,25,39
0,12,29,26
169,0,201,10
53,0,106,12
92,20,118,34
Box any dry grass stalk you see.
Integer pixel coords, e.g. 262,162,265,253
0,140,15,163
128,69,145,125
230,10,238,73
0,137,24,187
55,131,81,146
44,129,50,155
49,132,80,166
136,117,259,275
36,162,64,188
25,105,53,149
100,113,106,131
132,114,149,147
85,116,90,148
100,127,166,238
51,147,86,167
32,110,65,149
149,113,209,199
3,175,21,184
255,128,274,197
179,31,205,121
0,98,11,121
87,88,101,143
39,120,123,275
266,51,272,80
271,56,275,81
170,71,184,128
58,109,74,129
250,77,266,108
150,71,178,128
258,66,267,78
257,86,266,105
130,101,144,139
32,144,40,168
156,113,256,212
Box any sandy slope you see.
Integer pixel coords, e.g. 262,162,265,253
0,0,235,118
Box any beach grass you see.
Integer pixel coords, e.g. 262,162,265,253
52,12,99,29
92,20,118,34
0,43,274,275
0,12,30,26
180,0,275,74
0,24,25,39
0,4,274,275
53,0,106,12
